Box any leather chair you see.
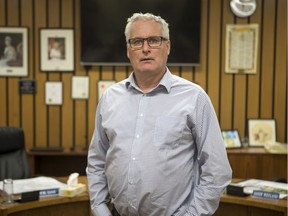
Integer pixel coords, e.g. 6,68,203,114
0,127,30,181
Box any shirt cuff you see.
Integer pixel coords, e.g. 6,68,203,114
92,203,112,216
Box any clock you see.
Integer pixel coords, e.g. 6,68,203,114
230,0,257,18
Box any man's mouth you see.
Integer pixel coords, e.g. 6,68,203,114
140,58,154,62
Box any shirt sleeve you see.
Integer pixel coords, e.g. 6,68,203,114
187,91,232,215
86,96,112,216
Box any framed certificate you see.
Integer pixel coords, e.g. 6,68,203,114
72,76,89,99
45,81,63,105
225,24,259,74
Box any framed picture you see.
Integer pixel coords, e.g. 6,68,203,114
45,81,63,105
40,29,74,71
248,119,276,147
0,27,28,76
222,130,242,148
98,80,116,101
72,76,89,99
225,24,259,74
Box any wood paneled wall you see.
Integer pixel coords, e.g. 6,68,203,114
0,0,286,151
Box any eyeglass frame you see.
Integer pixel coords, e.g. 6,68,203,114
127,36,168,49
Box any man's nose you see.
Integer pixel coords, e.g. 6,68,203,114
142,40,151,52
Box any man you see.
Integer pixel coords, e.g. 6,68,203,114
87,12,232,216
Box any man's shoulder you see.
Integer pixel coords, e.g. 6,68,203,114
171,74,204,93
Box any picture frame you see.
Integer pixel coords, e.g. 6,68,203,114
45,81,63,105
98,80,116,101
222,130,242,148
40,28,74,71
248,119,276,147
72,76,89,99
225,24,259,74
0,27,28,76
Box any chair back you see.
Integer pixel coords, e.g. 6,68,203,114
0,127,30,181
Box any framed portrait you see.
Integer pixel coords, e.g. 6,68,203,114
72,76,89,99
0,27,28,76
222,130,242,148
40,29,74,71
248,119,276,147
45,81,63,105
98,80,116,101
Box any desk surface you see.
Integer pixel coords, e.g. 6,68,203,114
1,177,287,216
0,177,90,216
220,193,287,213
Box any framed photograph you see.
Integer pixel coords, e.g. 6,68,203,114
98,80,116,101
72,76,89,99
225,24,259,74
248,119,276,147
45,81,63,105
0,27,28,76
222,130,242,148
40,29,74,71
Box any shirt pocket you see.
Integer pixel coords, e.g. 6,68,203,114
153,116,185,148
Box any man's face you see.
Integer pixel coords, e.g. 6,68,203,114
127,20,170,75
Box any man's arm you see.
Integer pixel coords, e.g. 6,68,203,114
187,92,232,215
86,98,112,216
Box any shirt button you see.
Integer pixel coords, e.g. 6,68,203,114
140,113,143,117
136,134,139,138
128,179,134,185
132,157,136,161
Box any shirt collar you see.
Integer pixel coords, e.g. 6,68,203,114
125,68,172,93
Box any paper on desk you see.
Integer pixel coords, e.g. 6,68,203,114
0,176,66,194
231,179,288,199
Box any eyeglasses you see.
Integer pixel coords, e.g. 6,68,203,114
128,36,167,49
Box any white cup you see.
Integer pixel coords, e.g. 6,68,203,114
2,179,14,204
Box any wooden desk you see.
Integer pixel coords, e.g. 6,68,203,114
215,193,288,216
227,147,287,180
28,149,87,176
0,177,91,216
1,177,287,216
28,147,287,181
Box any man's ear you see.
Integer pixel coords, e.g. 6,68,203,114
127,45,130,59
166,40,171,55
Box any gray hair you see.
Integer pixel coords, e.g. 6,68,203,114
124,13,170,42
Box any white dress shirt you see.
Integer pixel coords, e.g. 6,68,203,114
87,68,232,216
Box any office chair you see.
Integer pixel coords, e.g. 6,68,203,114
0,127,30,181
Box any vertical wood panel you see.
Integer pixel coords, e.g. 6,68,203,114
74,0,87,148
195,0,208,90
21,0,34,150
220,0,234,130
88,68,99,146
207,0,221,116
47,0,61,148
246,0,262,122
35,0,48,147
260,0,276,118
61,0,74,148
274,0,287,142
7,0,20,127
0,0,7,126
233,17,248,138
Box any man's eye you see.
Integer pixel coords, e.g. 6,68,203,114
148,38,159,44
133,39,143,45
